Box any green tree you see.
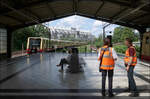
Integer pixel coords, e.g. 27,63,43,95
112,26,139,43
112,26,140,57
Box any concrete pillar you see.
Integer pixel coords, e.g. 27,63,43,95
7,29,13,58
137,28,146,60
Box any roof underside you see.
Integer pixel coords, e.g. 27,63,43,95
0,0,150,30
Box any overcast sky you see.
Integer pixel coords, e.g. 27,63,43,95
45,15,119,37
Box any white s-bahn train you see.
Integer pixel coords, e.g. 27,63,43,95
26,37,87,54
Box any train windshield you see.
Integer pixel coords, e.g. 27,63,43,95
29,38,41,50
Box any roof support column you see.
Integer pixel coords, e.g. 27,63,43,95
7,29,13,58
137,28,146,60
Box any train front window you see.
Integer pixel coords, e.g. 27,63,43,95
29,39,41,50
146,37,150,44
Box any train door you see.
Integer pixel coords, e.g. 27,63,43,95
27,37,41,54
30,38,41,53
40,38,43,52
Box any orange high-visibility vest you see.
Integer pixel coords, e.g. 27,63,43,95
124,46,137,66
99,46,115,70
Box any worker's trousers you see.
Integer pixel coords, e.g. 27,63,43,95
127,66,137,92
102,70,113,93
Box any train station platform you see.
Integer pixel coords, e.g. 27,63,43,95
0,53,149,99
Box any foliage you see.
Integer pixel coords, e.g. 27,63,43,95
78,45,91,53
112,26,139,43
114,45,140,57
112,26,140,57
134,45,140,57
114,45,127,54
92,26,140,48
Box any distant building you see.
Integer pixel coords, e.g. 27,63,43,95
49,27,95,42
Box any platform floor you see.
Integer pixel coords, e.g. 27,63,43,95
0,53,149,98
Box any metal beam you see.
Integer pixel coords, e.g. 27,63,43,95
129,13,150,22
103,2,149,28
24,8,41,21
73,0,78,14
0,0,71,16
95,0,104,17
0,1,39,24
104,0,150,13
0,0,149,16
73,0,75,13
110,8,128,19
130,0,137,7
12,13,75,30
4,15,25,24
76,13,143,29
0,0,149,30
47,3,57,17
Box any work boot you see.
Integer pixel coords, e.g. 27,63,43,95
108,92,114,97
124,88,131,92
129,92,139,97
56,64,61,67
102,91,105,96
59,69,64,72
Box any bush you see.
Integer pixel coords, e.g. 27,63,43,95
114,45,140,57
78,45,91,53
134,45,140,57
114,45,127,54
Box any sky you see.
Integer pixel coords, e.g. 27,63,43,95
45,15,119,37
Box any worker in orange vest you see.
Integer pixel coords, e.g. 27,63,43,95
98,38,117,97
124,38,139,97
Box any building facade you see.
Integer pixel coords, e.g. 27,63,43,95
49,27,95,42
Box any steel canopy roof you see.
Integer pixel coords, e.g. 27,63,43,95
0,0,150,30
